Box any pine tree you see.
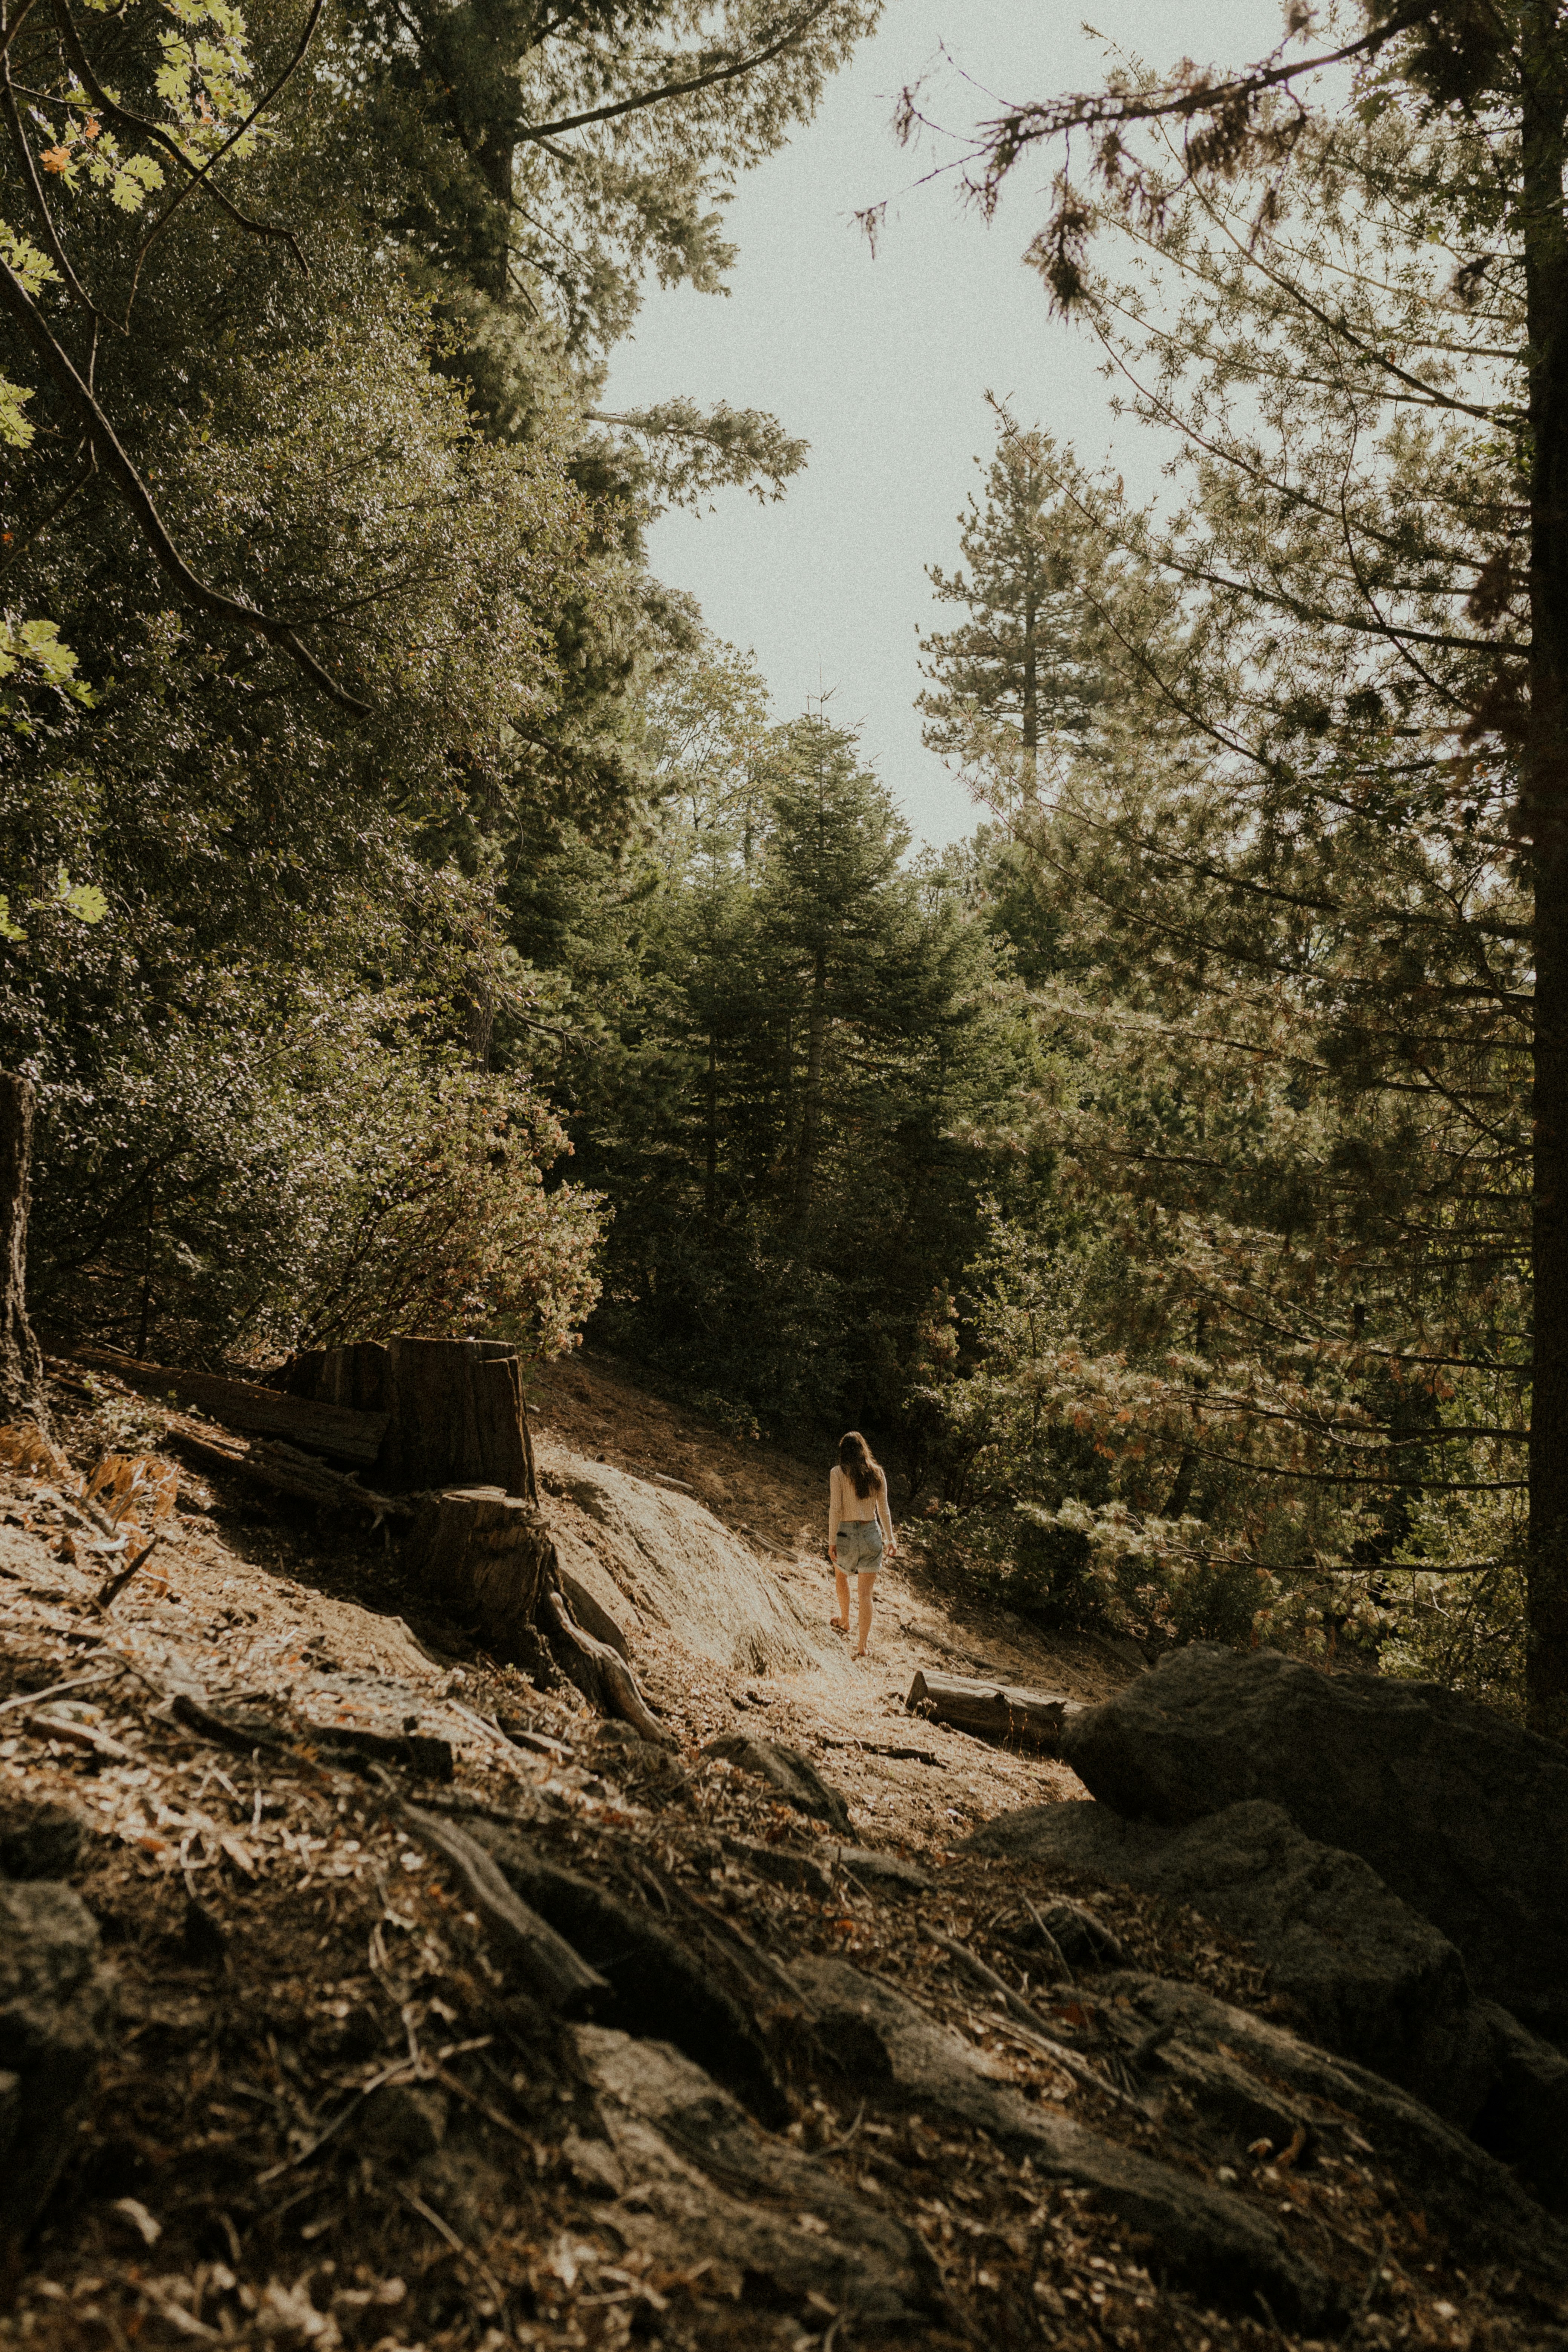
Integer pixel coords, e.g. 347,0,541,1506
918,418,1105,807
936,7,1568,1724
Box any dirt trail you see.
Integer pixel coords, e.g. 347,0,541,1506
530,1350,1136,1845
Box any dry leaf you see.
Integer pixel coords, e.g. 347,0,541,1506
87,1452,178,1528
0,1423,75,1488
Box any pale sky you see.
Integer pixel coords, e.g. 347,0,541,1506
605,0,1287,844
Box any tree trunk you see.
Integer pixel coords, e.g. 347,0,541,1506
1021,583,1038,800
1523,34,1568,1736
0,1073,47,1430
705,1030,718,1220
283,1336,537,1498
795,944,827,1223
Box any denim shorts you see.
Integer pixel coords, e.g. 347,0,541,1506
836,1519,884,1573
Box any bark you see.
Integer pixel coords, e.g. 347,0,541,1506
283,1337,537,1498
1021,583,1038,799
0,1074,47,1430
704,1031,718,1220
905,1668,1086,1752
794,943,827,1222
404,1485,557,1651
78,1348,387,1464
1522,21,1568,1735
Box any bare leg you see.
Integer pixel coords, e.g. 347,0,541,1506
854,1571,876,1657
833,1566,850,1632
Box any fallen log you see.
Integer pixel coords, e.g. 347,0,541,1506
169,1426,414,1519
906,1669,1087,1752
73,1348,388,1467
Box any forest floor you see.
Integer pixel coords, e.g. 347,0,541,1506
2,1347,1559,2352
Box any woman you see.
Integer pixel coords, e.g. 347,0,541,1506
828,1430,896,1659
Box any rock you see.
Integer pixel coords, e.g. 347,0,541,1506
1473,2000,1568,2211
793,1956,1344,2332
0,1879,115,2261
361,2083,448,2165
967,1798,1496,2124
574,2024,938,2325
1058,1644,1568,2040
1090,1971,1568,2270
701,1735,853,1835
0,1795,85,1880
542,1455,832,1679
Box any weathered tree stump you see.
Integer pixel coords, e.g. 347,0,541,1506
906,1669,1086,1752
0,1073,47,1431
281,1336,536,1498
404,1485,556,1651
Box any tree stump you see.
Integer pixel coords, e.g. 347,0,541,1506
0,1073,47,1430
288,1337,669,1742
404,1486,556,1655
282,1337,536,1498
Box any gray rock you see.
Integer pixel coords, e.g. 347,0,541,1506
0,1879,115,2258
701,1735,853,1835
574,2025,937,2324
1473,2000,1568,2211
967,1798,1495,2124
793,1955,1343,2332
0,1796,86,1881
1058,1644,1568,2039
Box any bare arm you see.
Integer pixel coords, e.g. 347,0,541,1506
877,1481,896,1550
828,1465,841,1553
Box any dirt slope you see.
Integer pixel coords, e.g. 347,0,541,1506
1,1349,1562,2352
530,1351,1133,1845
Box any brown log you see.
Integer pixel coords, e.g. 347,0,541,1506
170,1425,414,1518
543,1588,674,1747
74,1347,386,1464
906,1669,1087,1753
404,1485,557,1654
0,1074,47,1431
282,1337,536,1498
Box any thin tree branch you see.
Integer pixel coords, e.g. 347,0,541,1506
518,1,836,142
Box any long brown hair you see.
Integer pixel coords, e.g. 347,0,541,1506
838,1430,884,1502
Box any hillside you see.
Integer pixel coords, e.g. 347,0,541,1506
2,1350,1565,2352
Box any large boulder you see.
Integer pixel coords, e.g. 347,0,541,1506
966,1799,1498,2123
0,1879,114,2264
1059,1644,1568,2040
541,1452,834,1679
